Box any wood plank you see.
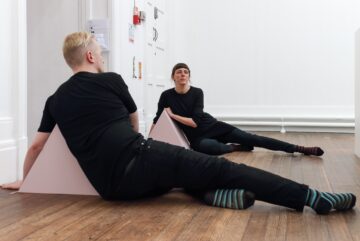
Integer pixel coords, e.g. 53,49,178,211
0,195,93,240
0,133,358,241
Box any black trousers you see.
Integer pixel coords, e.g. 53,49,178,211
113,139,308,211
193,128,296,155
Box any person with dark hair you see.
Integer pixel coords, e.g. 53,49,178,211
1,33,355,215
152,63,324,156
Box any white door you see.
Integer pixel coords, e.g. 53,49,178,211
143,0,169,134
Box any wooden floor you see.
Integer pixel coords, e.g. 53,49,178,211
1,132,359,241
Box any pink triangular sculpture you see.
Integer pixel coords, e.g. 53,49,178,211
149,110,190,149
19,125,99,195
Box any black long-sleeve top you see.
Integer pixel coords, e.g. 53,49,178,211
153,87,234,143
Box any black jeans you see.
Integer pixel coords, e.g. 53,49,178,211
113,139,308,211
193,128,296,155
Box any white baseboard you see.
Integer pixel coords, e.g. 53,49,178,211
208,105,354,133
216,116,355,133
0,117,17,182
0,146,17,183
0,117,28,180
0,117,14,141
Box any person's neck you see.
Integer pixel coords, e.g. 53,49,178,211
175,85,190,94
72,65,100,74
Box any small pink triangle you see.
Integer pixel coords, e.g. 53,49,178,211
149,110,190,149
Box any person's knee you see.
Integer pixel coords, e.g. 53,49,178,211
196,139,231,155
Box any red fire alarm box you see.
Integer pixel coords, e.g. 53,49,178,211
133,6,140,25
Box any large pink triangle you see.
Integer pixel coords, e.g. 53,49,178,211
149,110,190,149
19,125,99,195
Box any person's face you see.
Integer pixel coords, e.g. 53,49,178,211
172,68,190,86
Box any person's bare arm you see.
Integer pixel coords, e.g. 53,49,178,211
0,132,50,190
129,111,139,133
165,108,197,128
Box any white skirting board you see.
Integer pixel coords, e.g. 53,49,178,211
215,116,355,133
0,146,17,184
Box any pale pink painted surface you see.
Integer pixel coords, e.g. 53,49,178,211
149,110,190,149
19,125,99,195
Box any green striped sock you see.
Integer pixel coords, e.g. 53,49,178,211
306,188,356,214
204,189,255,210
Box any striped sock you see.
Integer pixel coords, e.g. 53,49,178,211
306,188,356,214
295,146,324,156
204,189,255,210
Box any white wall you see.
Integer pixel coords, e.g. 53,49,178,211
27,0,80,143
169,0,360,132
111,0,172,134
27,0,171,140
355,29,360,157
111,0,147,132
27,0,111,143
27,0,151,138
0,0,27,183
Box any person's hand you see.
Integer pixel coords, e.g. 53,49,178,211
165,107,174,118
0,180,23,190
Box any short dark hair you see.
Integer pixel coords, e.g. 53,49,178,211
171,63,191,78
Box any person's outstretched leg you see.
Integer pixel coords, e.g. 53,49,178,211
172,143,354,214
197,160,356,214
114,139,354,214
220,128,324,156
194,138,232,155
193,138,253,155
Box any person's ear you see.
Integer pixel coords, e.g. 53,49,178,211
86,50,95,63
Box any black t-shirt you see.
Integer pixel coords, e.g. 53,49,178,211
153,87,234,142
38,72,143,198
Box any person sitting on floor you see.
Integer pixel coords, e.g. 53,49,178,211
151,63,324,156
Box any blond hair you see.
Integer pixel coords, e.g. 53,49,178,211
62,32,95,68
